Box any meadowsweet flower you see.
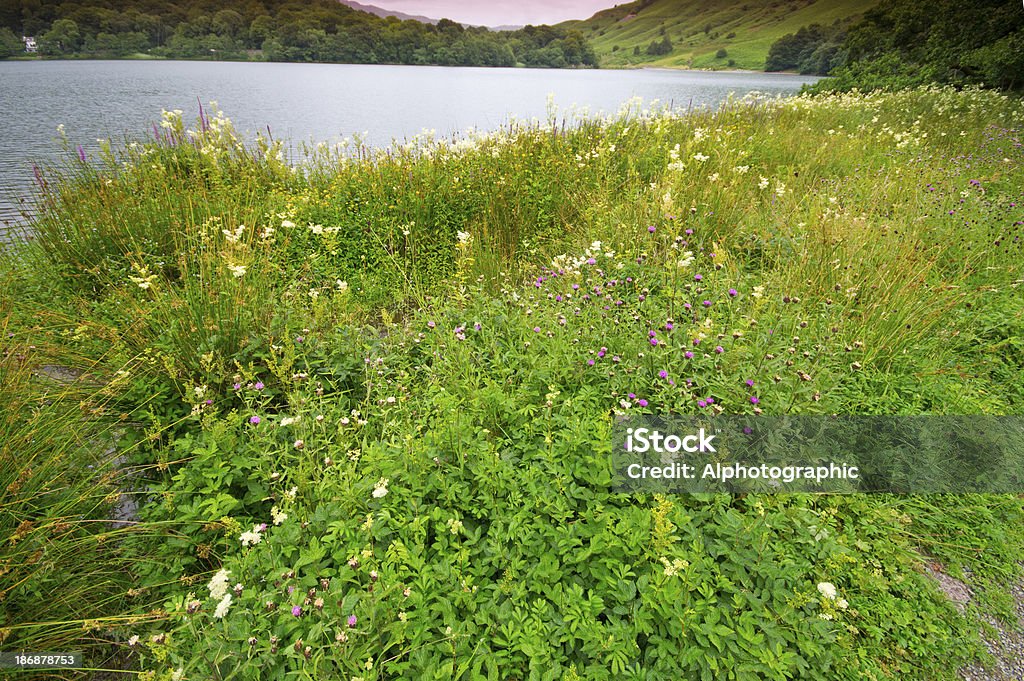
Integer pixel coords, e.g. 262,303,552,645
758,177,770,190
281,219,296,229
222,225,245,243
128,635,139,647
240,524,263,547
227,264,247,278
280,416,299,426
817,582,837,600
457,231,472,244
214,594,233,618
207,568,230,600
271,506,287,525
372,478,389,498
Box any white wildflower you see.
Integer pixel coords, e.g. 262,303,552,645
372,477,389,499
817,582,837,600
213,593,232,619
270,506,287,525
227,264,247,278
207,568,230,600
240,524,263,547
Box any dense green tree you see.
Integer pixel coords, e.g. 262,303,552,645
40,18,80,54
804,0,1024,90
0,26,23,57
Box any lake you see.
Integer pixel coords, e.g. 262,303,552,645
0,60,819,229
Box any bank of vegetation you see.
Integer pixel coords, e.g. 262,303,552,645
2,85,1023,678
0,0,596,67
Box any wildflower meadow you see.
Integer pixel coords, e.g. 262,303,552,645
1,86,1023,679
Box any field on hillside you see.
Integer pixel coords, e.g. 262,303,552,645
2,87,1024,679
561,0,876,70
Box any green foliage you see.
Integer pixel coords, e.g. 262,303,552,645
810,0,1024,91
765,23,847,75
0,26,24,57
3,86,1024,678
0,0,597,68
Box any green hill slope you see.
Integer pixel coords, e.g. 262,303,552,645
561,0,878,70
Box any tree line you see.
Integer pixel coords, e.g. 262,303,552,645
767,0,1023,91
0,0,598,68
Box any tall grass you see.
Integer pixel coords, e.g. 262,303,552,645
1,85,1022,679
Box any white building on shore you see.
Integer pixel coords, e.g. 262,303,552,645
22,36,37,53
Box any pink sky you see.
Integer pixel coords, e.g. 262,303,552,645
373,0,617,26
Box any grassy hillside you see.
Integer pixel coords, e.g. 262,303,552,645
561,0,878,70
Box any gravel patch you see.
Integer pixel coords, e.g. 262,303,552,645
927,561,1024,681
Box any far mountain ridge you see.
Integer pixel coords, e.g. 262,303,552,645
336,0,440,24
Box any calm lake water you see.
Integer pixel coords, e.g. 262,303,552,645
0,60,819,228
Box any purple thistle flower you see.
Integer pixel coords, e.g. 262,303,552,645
685,229,694,235
715,346,724,354
427,321,436,329
728,289,738,297
254,381,265,390
702,300,712,307
746,379,755,387
628,393,636,399
648,225,656,233
587,359,595,366
347,615,358,627
638,399,649,407
750,396,760,404
684,351,694,359
233,382,242,390
292,605,302,617
572,284,580,290
659,370,668,379
665,322,674,330
533,326,541,333
77,145,86,163
250,416,261,424
698,400,707,408
650,338,659,346
474,323,482,331
694,274,702,281
586,258,597,265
